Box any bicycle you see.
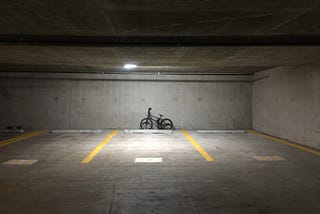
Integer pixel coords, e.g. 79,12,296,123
140,108,173,129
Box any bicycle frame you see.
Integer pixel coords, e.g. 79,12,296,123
147,108,163,127
148,114,162,127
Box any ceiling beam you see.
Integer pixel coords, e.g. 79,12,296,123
1,35,320,46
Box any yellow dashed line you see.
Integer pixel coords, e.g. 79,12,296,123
0,130,48,148
181,130,214,162
248,130,320,156
81,130,118,164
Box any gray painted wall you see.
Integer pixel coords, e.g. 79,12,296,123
0,75,252,130
252,65,320,149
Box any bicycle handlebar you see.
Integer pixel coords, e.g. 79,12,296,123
148,107,152,112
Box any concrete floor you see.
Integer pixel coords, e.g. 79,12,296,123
0,131,319,214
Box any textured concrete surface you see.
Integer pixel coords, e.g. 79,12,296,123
1,0,320,74
0,77,252,130
1,46,320,74
252,65,320,149
124,130,173,134
0,131,319,214
50,130,103,134
1,1,320,36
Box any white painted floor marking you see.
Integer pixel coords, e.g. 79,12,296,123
254,156,285,161
134,157,163,163
2,159,38,165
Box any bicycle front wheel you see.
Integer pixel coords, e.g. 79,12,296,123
161,118,173,129
140,118,153,129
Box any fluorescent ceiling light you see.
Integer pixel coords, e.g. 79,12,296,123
123,64,138,69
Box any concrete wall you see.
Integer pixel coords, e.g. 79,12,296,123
0,74,252,130
252,65,320,149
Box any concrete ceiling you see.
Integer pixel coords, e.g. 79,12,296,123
0,0,320,74
1,45,320,74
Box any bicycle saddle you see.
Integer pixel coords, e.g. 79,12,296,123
159,114,163,117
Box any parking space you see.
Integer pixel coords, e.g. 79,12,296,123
0,130,319,213
86,130,214,166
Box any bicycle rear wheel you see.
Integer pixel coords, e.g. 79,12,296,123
140,118,153,129
161,118,173,129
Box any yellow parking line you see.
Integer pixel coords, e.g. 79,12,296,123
0,130,48,148
181,130,214,162
248,130,320,156
81,130,118,164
